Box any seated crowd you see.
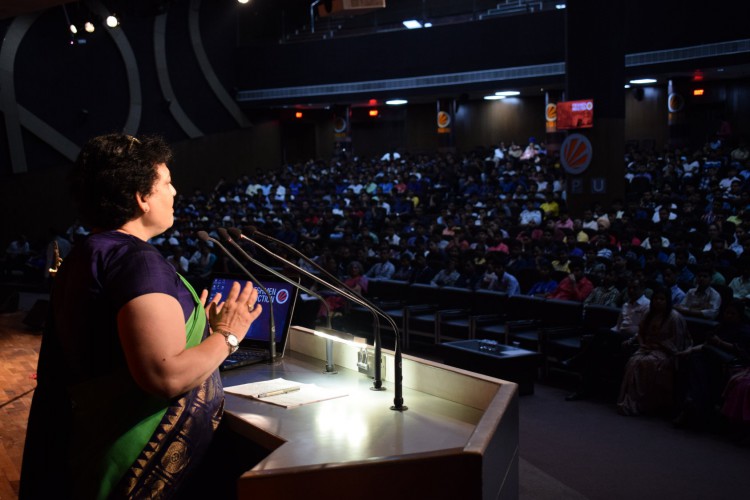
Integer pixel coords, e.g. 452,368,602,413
6,136,750,434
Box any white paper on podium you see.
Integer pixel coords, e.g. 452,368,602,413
224,377,348,408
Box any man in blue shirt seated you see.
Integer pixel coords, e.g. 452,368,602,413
526,261,558,297
365,247,395,280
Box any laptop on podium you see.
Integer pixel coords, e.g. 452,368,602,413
207,273,300,371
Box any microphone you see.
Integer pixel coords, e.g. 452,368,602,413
216,228,342,373
216,227,331,324
196,230,278,362
229,227,383,385
231,227,407,411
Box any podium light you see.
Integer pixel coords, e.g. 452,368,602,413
312,328,367,374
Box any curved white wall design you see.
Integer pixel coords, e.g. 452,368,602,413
188,0,251,128
0,14,81,172
86,0,142,135
154,13,203,139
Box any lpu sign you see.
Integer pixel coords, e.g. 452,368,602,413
560,133,592,175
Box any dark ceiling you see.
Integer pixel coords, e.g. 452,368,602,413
4,1,748,109
0,0,74,20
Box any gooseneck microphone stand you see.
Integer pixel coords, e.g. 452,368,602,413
216,228,339,372
197,231,278,362
229,227,407,411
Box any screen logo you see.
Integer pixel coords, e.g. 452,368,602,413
275,288,290,305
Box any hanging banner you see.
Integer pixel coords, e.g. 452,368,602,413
333,106,351,144
436,98,455,150
545,102,557,133
668,92,684,113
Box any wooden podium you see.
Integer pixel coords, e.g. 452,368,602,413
221,327,519,499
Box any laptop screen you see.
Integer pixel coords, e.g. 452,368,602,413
208,273,300,353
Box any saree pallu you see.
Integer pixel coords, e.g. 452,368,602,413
105,276,223,499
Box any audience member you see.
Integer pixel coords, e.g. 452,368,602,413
391,254,415,282
584,267,622,307
493,258,521,296
674,267,722,319
526,261,558,297
321,260,367,317
547,260,593,302
727,257,750,312
365,247,396,280
617,287,691,416
662,264,687,306
430,259,461,287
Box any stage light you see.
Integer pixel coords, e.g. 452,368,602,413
693,89,704,96
69,24,77,34
238,0,250,4
106,15,119,28
629,78,657,85
295,111,303,118
386,99,407,105
484,95,506,100
495,90,520,96
402,19,422,29
369,109,379,117
84,22,95,33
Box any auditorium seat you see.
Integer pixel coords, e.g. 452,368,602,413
403,285,473,349
544,303,621,378
505,298,583,352
514,267,541,295
472,295,546,344
684,316,719,345
342,279,411,341
436,290,509,343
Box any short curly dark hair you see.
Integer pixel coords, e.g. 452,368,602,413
69,133,173,230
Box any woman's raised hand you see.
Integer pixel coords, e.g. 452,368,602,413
206,281,262,341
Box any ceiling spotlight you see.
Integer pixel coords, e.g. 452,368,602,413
84,21,95,33
69,24,78,34
484,95,506,100
629,78,657,85
402,19,423,29
106,15,119,28
495,90,520,97
386,99,408,105
238,0,250,3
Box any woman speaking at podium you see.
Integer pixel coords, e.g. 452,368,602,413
20,133,262,499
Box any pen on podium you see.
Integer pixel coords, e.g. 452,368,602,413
257,386,301,398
